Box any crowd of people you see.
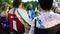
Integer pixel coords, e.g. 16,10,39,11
0,0,60,34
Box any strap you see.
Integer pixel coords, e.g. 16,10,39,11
35,19,36,28
13,8,16,20
37,17,45,29
13,8,16,14
13,8,18,31
35,17,45,29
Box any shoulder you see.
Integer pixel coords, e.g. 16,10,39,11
18,8,27,14
8,8,14,14
49,10,60,18
54,13,60,17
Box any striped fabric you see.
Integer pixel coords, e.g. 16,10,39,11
15,8,32,29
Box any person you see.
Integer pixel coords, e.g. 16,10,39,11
0,2,9,34
1,2,9,17
13,1,33,34
14,2,32,34
8,0,32,34
30,0,60,34
8,0,25,34
27,4,35,21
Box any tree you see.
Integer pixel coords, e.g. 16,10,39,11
0,0,38,10
22,1,38,10
0,0,13,8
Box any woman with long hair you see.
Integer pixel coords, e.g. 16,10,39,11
0,2,9,34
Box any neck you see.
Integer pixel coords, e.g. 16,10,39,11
42,10,50,13
18,5,22,9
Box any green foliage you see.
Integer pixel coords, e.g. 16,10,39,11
0,0,38,10
0,0,13,8
22,1,38,10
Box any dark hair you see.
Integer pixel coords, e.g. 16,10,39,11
27,6,30,10
38,0,53,10
13,0,22,8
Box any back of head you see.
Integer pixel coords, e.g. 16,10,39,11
38,0,53,10
2,2,9,11
13,0,22,8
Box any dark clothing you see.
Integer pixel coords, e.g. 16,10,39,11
0,16,9,29
35,24,60,34
0,16,9,34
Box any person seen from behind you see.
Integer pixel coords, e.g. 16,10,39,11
8,0,25,34
30,0,60,34
0,2,9,34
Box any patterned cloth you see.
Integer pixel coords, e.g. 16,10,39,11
33,10,60,29
29,10,60,34
15,8,32,29
0,16,2,28
0,16,9,29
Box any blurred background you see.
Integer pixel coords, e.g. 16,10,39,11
0,0,60,11
0,0,38,10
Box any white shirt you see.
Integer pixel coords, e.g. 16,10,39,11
32,10,60,29
15,8,32,29
29,10,60,34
